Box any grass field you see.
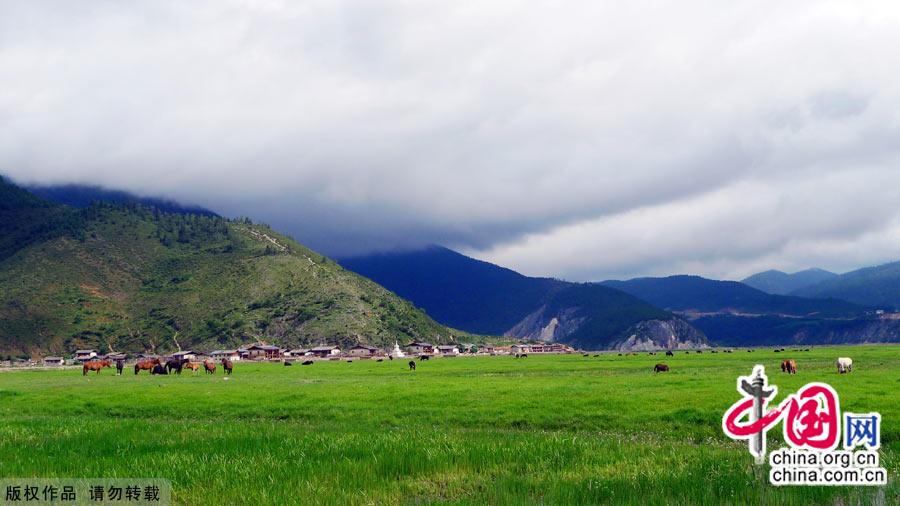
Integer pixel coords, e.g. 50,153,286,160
0,346,897,505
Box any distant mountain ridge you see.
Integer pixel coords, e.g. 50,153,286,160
600,274,900,347
601,275,862,318
742,268,837,295
339,246,708,350
791,261,900,309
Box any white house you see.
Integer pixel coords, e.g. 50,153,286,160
310,345,341,358
210,350,242,361
437,345,459,356
43,357,65,366
74,350,97,362
406,341,435,354
511,344,531,355
347,344,378,357
171,350,197,361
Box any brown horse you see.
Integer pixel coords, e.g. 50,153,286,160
134,358,161,375
654,363,669,373
83,359,111,375
221,358,233,375
781,359,797,374
203,359,216,374
184,361,202,374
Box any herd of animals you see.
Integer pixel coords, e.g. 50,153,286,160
81,350,857,377
82,357,233,376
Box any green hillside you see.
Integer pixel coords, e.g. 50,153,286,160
0,178,452,356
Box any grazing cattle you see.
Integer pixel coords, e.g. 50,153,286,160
696,350,702,354
221,358,233,375
408,360,416,371
115,359,125,376
376,358,383,362
781,359,797,374
774,349,781,353
617,353,622,356
184,361,202,374
301,360,314,366
711,350,718,354
654,363,669,373
837,357,853,374
419,355,430,361
134,358,161,375
203,360,216,374
83,360,111,376
165,358,185,375
151,364,168,375
665,350,674,357
583,353,590,357
283,361,293,366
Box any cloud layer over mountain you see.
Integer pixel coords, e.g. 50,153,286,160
3,1,900,280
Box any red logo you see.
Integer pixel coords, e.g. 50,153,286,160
722,366,841,462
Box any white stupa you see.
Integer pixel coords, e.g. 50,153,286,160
390,341,406,358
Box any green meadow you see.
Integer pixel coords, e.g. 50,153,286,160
0,346,897,505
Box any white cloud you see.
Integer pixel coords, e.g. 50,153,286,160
2,1,900,278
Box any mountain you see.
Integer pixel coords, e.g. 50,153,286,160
601,275,900,346
0,177,451,356
742,268,837,295
601,275,862,317
28,183,218,217
791,261,900,309
339,246,708,350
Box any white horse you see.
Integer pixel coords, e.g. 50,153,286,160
836,357,853,374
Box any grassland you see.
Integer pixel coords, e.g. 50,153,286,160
0,346,897,505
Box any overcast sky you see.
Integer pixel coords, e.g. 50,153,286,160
3,1,900,281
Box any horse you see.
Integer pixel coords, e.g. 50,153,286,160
83,359,111,375
165,358,186,375
781,359,797,375
665,350,674,357
837,357,853,374
203,359,216,374
408,360,416,371
184,361,202,374
654,363,670,373
134,358,161,375
221,358,233,375
115,359,125,376
151,364,168,375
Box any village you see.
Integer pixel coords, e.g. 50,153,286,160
6,341,576,368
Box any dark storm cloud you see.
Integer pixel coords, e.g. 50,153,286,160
3,1,900,279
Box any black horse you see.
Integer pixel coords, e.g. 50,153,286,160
165,358,185,375
116,359,125,376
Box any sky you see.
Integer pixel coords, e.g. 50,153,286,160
3,1,900,281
